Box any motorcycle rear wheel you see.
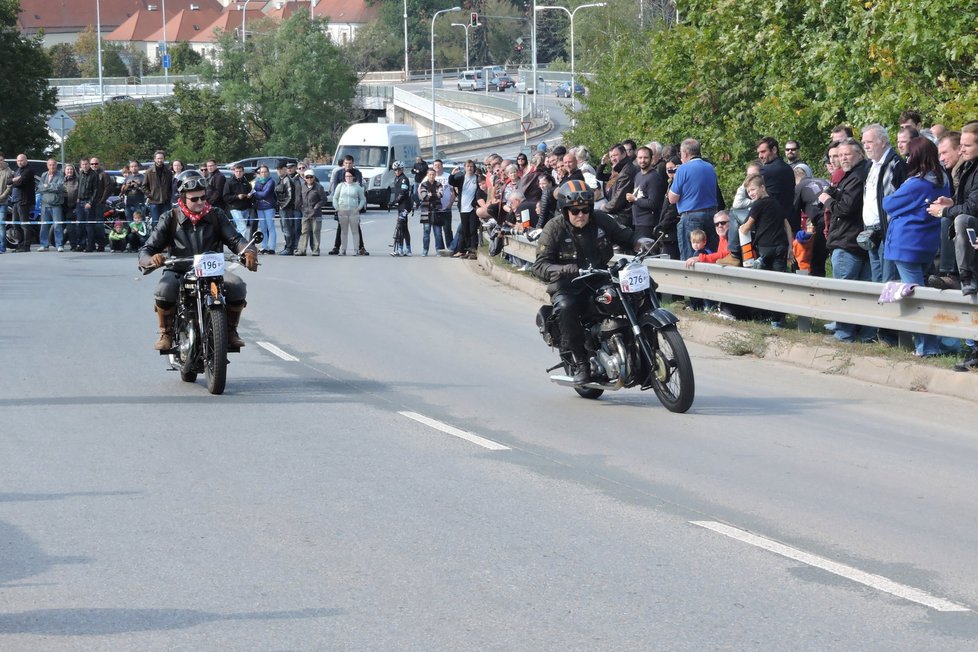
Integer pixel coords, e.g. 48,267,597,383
562,359,604,400
643,325,694,413
204,308,228,395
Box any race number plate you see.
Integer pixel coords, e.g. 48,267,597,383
620,262,651,293
193,253,225,278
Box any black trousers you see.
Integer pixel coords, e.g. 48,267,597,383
551,290,589,356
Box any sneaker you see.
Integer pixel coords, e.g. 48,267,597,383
359,249,369,256
953,356,978,372
328,249,340,255
279,249,293,256
962,278,978,296
389,250,400,257
57,246,64,252
716,308,737,321
927,274,960,290
823,321,837,332
36,246,48,252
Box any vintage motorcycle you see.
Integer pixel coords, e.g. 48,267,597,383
142,232,262,395
536,246,695,413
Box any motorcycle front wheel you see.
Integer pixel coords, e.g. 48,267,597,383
643,325,694,413
204,307,228,395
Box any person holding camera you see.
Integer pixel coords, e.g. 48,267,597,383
122,160,146,223
417,168,444,256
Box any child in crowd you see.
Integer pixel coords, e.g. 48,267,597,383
108,220,128,252
738,174,794,272
689,229,711,258
792,217,815,273
128,210,149,252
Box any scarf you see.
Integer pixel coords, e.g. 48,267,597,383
177,198,212,225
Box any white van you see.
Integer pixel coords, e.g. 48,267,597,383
333,123,421,208
457,70,485,91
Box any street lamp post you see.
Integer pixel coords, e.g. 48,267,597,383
430,6,461,159
450,23,470,71
160,0,168,82
535,3,606,113
96,0,104,102
241,0,254,43
403,0,409,80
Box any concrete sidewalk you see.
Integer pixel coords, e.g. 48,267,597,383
470,252,977,403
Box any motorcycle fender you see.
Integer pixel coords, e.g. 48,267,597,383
641,308,679,329
205,295,223,308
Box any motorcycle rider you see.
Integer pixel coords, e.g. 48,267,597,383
138,171,258,351
533,180,650,384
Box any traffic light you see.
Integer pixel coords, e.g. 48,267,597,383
470,12,478,27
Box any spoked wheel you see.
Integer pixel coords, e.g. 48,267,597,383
204,308,228,395
562,358,604,400
5,225,22,249
643,325,694,413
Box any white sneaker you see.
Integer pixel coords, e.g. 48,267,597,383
36,246,48,252
57,246,64,252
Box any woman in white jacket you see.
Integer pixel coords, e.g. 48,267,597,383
331,171,367,255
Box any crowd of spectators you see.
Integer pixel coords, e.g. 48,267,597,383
4,110,977,369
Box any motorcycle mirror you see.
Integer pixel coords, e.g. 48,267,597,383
253,231,264,244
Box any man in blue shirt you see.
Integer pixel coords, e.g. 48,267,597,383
668,138,719,260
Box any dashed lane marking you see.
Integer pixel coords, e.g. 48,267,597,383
256,341,299,362
691,520,970,612
399,411,511,451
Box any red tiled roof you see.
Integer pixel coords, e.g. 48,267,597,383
263,1,304,22
18,0,222,35
107,9,179,42
313,0,377,24
145,6,223,42
188,9,266,42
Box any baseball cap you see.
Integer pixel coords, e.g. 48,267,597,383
287,161,297,168
303,169,315,177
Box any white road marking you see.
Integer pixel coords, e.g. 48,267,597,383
691,520,970,612
256,341,299,362
398,411,511,451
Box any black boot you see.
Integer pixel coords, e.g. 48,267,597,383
953,347,978,372
570,352,591,385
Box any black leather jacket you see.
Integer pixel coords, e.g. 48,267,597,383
138,205,254,270
533,209,637,294
825,160,870,255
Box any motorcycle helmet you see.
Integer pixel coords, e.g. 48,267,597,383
175,169,206,193
556,179,594,211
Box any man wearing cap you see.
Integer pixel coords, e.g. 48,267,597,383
295,167,325,255
275,163,297,254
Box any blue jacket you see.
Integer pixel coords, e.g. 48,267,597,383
882,174,951,264
252,176,276,211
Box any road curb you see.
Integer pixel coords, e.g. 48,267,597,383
472,251,975,402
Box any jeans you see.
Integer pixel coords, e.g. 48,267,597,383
256,208,276,251
230,209,249,236
336,208,360,253
953,214,977,279
72,203,88,249
892,261,959,356
84,203,107,250
39,205,64,248
422,222,447,253
831,249,876,342
282,208,301,251
677,209,716,261
0,203,7,252
868,245,898,283
146,203,166,229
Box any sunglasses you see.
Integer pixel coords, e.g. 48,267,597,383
714,221,729,226
185,194,206,203
666,168,677,174
90,162,100,166
785,147,798,152
568,207,591,215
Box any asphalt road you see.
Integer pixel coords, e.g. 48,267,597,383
2,216,978,650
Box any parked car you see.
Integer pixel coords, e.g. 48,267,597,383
226,156,299,175
495,73,514,90
310,164,337,214
555,81,586,98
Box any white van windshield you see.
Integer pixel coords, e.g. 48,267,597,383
334,146,389,168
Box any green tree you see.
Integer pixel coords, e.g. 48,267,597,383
65,101,174,168
0,0,58,154
75,26,128,78
48,42,80,78
566,0,978,196
164,83,249,163
168,41,203,74
213,13,359,158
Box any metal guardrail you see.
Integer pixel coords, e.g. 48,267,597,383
499,234,978,340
